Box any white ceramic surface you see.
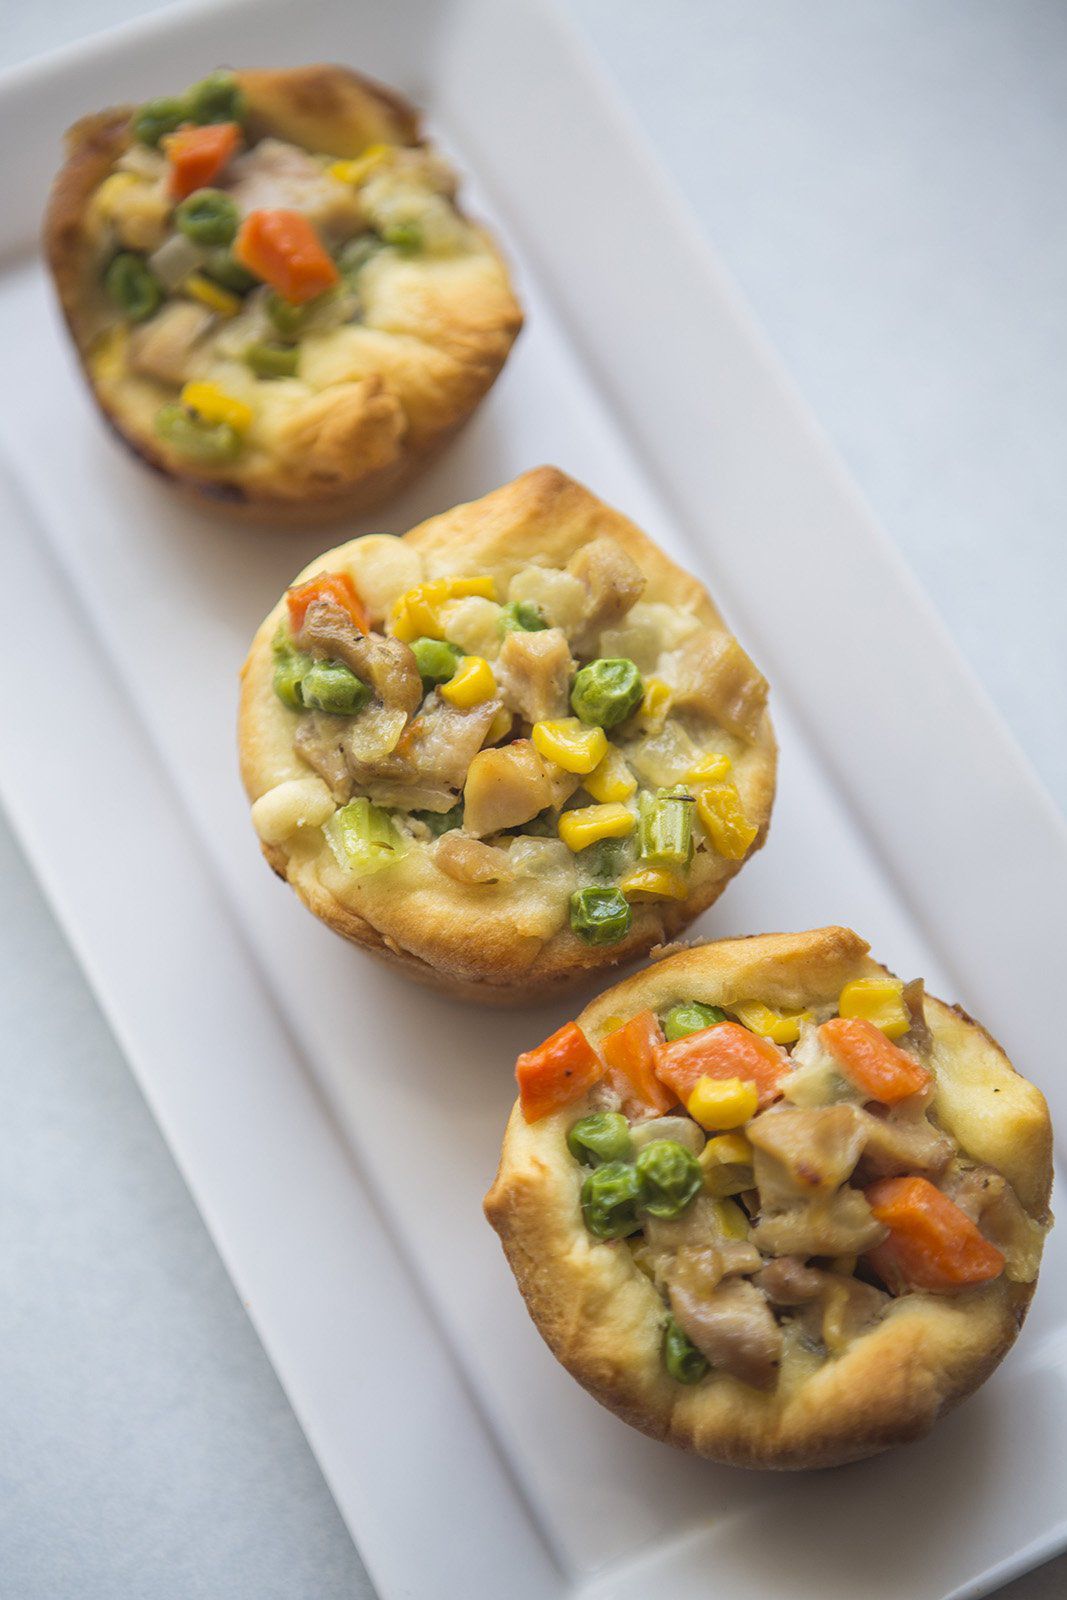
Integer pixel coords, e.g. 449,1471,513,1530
0,2,1064,1596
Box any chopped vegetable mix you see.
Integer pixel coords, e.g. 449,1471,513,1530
234,209,341,304
531,964,1036,1394
653,1021,788,1109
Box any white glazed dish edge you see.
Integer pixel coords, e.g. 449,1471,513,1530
0,1,1065,1596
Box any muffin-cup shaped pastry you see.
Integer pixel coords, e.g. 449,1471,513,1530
239,467,777,1003
485,926,1053,1464
44,64,523,523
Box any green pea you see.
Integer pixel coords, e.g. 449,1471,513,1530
155,402,242,464
337,233,382,281
571,658,644,730
266,292,313,338
412,803,464,837
638,788,695,868
567,1112,632,1167
382,219,423,252
577,836,629,882
634,1139,702,1218
663,1314,709,1385
410,636,461,686
174,187,239,246
272,629,312,711
300,659,370,716
202,248,259,294
104,252,163,322
245,342,300,379
186,70,246,126
132,96,187,147
499,600,548,635
569,885,632,945
662,1002,727,1042
580,1161,643,1239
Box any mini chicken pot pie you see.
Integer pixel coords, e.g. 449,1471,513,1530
44,65,522,521
239,467,776,1002
485,927,1053,1466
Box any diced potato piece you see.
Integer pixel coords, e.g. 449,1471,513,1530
438,595,504,658
507,565,589,633
463,739,556,836
251,778,336,845
345,536,422,626
91,172,171,251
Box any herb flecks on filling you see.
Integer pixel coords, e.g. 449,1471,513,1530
258,529,769,942
514,976,1047,1391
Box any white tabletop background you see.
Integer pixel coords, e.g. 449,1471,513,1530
1,2,1063,1595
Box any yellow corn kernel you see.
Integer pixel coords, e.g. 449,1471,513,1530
558,803,635,853
641,677,672,721
696,783,758,860
600,1015,625,1036
730,1000,812,1045
710,1197,751,1240
687,751,733,785
328,144,392,185
531,717,607,775
179,381,253,432
686,1075,759,1132
485,706,513,745
618,864,688,901
838,977,910,1038
700,1131,755,1198
701,1132,754,1168
182,273,241,317
583,745,637,804
439,655,495,708
391,577,496,642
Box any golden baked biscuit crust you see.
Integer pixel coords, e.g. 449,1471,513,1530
239,468,777,1002
44,64,523,523
484,927,1053,1465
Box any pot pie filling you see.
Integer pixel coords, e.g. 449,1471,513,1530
251,527,769,945
78,70,516,485
515,976,1048,1391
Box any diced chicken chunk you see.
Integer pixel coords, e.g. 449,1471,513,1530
567,536,645,651
495,627,574,724
748,1105,867,1199
667,632,769,742
463,740,556,837
433,833,511,885
294,713,352,799
856,1105,955,1179
296,598,422,718
753,1256,825,1305
669,1273,782,1390
127,301,214,384
346,698,499,808
224,138,364,243
751,1185,887,1258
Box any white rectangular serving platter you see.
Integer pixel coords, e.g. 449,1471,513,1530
1,1,1066,1596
